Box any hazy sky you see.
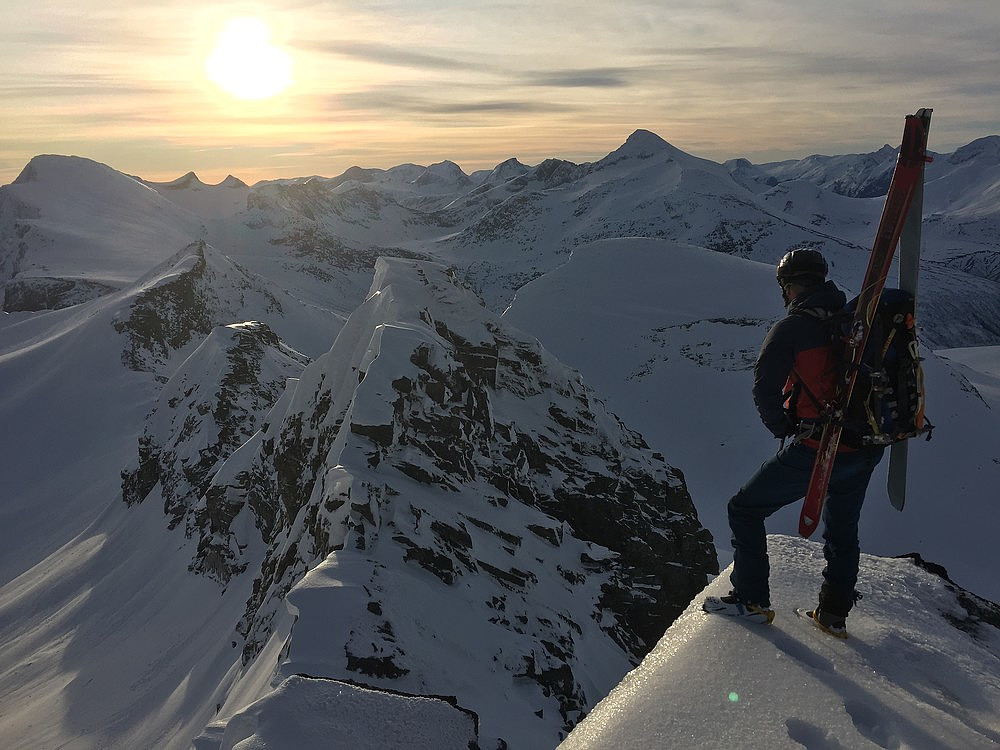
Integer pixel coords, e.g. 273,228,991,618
2,0,998,185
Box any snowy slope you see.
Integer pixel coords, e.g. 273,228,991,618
0,156,201,301
560,535,1000,750
936,344,1000,411
142,172,250,220
0,287,155,584
759,144,900,198
193,676,478,750
0,240,339,583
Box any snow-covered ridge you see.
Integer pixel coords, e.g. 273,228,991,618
183,257,717,749
560,535,1000,750
121,320,309,576
194,675,478,750
141,171,250,219
143,171,248,190
759,143,899,197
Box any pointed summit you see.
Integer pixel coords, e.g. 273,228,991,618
623,128,672,152
598,129,685,168
159,171,205,190
483,157,529,186
218,175,248,189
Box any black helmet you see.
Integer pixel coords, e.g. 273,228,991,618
776,248,828,286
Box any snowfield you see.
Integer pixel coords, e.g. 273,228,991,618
561,536,1000,750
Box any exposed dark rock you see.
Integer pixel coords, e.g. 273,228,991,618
120,320,308,583
898,553,1000,639
2,276,118,311
112,241,286,379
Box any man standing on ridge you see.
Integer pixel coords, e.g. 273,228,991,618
702,248,886,637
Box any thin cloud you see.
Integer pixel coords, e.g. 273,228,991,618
521,68,638,89
0,74,168,99
299,39,491,73
331,87,572,116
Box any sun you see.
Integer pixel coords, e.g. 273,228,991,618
205,18,292,100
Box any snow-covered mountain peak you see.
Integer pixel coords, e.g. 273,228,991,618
158,171,206,190
413,160,471,188
724,156,780,192
324,165,382,190
111,240,315,378
220,175,248,189
141,171,251,218
365,256,494,345
0,155,201,301
595,130,702,167
145,171,246,191
622,128,671,153
7,155,167,207
10,154,145,190
595,128,676,167
948,134,1000,165
176,256,719,748
595,129,730,181
122,319,308,543
482,157,530,186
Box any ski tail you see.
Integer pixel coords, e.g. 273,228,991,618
888,442,908,510
887,107,932,512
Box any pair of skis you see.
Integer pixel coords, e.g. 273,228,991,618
798,109,933,538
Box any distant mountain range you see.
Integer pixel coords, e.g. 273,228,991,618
1,129,998,749
5,130,999,346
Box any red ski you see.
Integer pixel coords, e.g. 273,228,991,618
798,110,932,538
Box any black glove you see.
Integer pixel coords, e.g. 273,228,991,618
769,413,798,439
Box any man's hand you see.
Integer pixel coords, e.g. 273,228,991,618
768,413,798,439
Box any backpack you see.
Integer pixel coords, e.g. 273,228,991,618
789,288,933,448
835,288,933,448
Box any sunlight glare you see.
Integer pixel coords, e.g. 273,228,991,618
205,18,292,100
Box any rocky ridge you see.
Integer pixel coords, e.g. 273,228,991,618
147,257,716,748
121,321,310,580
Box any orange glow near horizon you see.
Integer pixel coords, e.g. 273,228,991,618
0,1,996,186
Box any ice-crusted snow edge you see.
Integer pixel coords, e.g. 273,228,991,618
559,534,1000,750
193,675,477,750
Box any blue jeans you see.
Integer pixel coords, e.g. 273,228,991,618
728,442,885,607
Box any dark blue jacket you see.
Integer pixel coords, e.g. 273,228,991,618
753,281,847,438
